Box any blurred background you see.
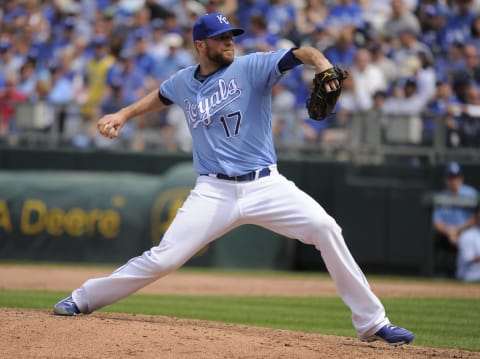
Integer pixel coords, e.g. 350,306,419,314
1,0,480,281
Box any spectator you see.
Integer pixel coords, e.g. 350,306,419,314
12,33,35,66
332,73,356,137
382,77,425,144
456,205,480,282
434,41,466,83
360,0,392,33
107,49,147,104
323,25,357,68
301,114,351,159
203,0,238,17
402,0,419,12
439,0,476,52
271,82,297,148
48,2,92,44
52,17,77,59
163,104,193,153
236,0,270,31
325,0,365,33
300,116,330,147
369,40,398,85
295,0,328,38
2,0,28,31
453,43,480,87
98,8,120,50
161,11,183,36
95,77,134,149
47,62,74,106
301,24,333,52
0,74,5,91
432,161,478,277
145,0,171,21
152,33,195,83
468,14,480,54
349,48,387,111
238,14,279,54
122,6,153,51
23,0,51,45
264,0,297,38
383,0,421,39
56,37,90,104
0,73,28,135
98,5,132,49
423,78,461,145
371,90,389,141
281,65,310,124
80,35,115,125
45,61,74,134
454,83,480,147
18,58,40,98
391,28,433,79
132,34,156,79
148,18,168,59
417,3,446,56
171,0,205,29
101,77,128,116
416,49,437,104
0,39,23,78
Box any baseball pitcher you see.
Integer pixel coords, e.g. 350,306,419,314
54,13,414,346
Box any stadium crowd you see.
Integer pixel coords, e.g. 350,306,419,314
1,0,480,153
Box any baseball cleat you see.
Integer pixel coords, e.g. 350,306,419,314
361,324,414,346
53,295,81,316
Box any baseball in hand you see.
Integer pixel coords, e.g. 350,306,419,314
101,124,115,137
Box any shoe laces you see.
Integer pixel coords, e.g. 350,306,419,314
64,297,77,307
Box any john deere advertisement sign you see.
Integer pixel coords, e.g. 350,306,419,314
0,164,195,263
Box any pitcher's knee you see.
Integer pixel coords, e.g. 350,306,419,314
303,218,343,246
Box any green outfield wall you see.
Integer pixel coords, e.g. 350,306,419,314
1,148,480,275
0,158,291,270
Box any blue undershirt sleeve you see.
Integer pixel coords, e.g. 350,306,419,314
158,89,173,106
278,48,303,73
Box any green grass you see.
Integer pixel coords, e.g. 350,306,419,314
1,290,479,352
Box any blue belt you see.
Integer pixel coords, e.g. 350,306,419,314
201,167,271,182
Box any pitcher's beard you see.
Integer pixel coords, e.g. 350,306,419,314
207,51,234,68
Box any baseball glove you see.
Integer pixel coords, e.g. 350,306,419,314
306,66,348,121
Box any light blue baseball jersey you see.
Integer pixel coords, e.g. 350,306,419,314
160,48,290,176
432,184,478,226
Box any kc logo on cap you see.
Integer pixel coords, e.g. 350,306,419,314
217,14,229,24
193,13,244,41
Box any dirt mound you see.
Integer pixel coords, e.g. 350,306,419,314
2,309,479,359
1,264,480,358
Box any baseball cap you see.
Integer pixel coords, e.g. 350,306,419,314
63,17,76,28
91,35,108,47
151,18,164,30
315,24,326,33
425,5,441,17
192,13,244,41
0,40,12,51
404,77,417,87
445,162,463,177
164,33,184,48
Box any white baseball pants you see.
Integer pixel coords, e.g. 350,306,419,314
72,167,389,338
